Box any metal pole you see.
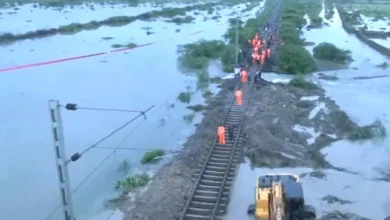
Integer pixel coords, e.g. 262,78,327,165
235,18,239,66
49,100,75,220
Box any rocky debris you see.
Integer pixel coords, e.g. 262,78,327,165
321,195,353,205
320,211,372,220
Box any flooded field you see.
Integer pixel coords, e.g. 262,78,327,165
225,3,390,220
0,2,263,220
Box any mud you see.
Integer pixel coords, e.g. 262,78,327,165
243,79,363,169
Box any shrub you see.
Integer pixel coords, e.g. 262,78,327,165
141,149,165,164
277,44,317,74
177,92,192,103
177,40,226,71
115,173,150,193
313,42,352,63
288,74,319,89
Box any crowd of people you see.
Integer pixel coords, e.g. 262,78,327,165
217,24,279,145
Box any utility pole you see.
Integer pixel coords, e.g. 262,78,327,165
235,18,239,66
48,100,75,220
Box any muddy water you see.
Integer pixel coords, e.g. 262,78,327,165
225,4,390,220
0,2,264,220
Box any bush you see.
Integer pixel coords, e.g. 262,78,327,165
277,44,317,74
313,43,352,63
177,40,226,71
141,149,165,164
115,173,150,193
177,92,192,103
288,74,319,89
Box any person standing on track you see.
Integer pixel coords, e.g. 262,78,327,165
240,68,248,84
217,126,226,145
235,89,243,106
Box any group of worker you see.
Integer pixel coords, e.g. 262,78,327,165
217,28,275,145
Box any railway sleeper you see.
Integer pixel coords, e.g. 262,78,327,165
183,213,223,220
196,184,231,193
192,194,229,204
199,179,233,187
186,206,225,217
201,174,234,182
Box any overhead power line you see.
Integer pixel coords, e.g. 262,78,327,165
65,105,155,164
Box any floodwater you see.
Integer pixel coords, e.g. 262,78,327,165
0,2,208,34
0,2,263,220
225,4,390,220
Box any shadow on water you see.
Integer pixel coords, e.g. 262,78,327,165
0,3,263,220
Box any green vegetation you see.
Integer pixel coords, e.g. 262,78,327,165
376,62,388,68
177,92,192,103
141,149,165,164
303,0,323,27
117,160,130,174
337,6,362,27
0,2,219,44
177,40,226,71
183,113,195,124
111,42,137,48
324,0,335,19
347,120,386,140
288,74,319,89
341,3,390,18
313,42,352,63
276,0,318,74
166,16,195,24
115,173,150,193
278,45,317,74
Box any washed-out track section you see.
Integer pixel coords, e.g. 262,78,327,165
179,82,255,220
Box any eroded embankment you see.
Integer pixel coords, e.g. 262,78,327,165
243,80,368,169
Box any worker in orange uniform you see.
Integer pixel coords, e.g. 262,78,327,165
235,89,243,106
266,48,271,58
260,54,265,65
217,126,226,144
252,52,260,64
240,68,248,83
253,46,259,53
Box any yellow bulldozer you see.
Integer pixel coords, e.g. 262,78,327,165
247,173,316,220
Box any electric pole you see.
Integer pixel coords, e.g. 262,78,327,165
48,100,75,220
235,18,239,66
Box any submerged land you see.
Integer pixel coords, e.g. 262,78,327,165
1,0,389,219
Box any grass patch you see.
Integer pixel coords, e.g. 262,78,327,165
376,62,388,68
313,42,352,63
0,2,219,44
302,0,323,27
347,119,386,140
288,74,319,89
341,3,390,18
177,40,226,71
276,0,318,74
166,15,195,24
183,113,195,124
141,149,165,164
117,160,130,174
177,92,192,103
114,173,150,193
111,42,137,48
324,0,335,19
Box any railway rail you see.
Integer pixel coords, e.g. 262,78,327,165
179,1,283,219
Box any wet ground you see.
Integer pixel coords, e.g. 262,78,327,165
0,2,262,220
223,4,390,220
1,1,390,220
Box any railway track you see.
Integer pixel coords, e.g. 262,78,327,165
179,1,283,220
